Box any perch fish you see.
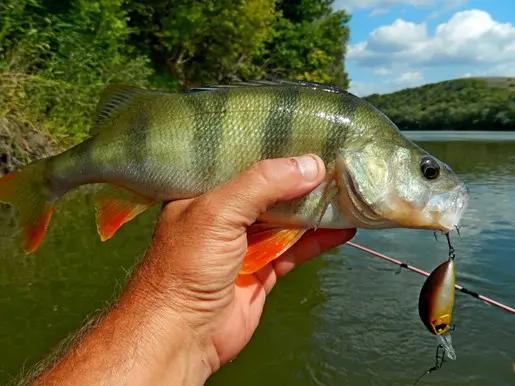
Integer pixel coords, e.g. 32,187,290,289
0,80,469,274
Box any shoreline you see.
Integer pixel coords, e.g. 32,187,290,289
0,117,57,177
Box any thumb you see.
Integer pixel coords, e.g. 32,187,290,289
207,155,326,229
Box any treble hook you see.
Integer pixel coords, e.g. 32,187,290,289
454,225,460,236
413,344,447,385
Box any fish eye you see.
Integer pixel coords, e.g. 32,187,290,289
420,156,440,180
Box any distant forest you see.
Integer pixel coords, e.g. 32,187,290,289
364,77,515,131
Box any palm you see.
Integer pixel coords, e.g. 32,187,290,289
210,228,356,366
211,274,267,365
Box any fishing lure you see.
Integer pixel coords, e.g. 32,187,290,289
414,234,457,384
418,255,456,359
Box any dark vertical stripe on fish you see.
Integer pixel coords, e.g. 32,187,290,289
321,94,355,163
184,89,230,181
261,88,300,158
125,112,149,176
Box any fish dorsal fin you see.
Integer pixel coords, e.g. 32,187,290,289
185,78,349,95
91,84,169,136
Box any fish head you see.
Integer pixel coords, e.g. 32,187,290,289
335,137,469,232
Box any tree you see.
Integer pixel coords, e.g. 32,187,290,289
124,0,351,89
261,0,350,88
125,0,276,89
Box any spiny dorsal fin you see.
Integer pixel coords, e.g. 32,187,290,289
185,78,350,95
91,84,170,136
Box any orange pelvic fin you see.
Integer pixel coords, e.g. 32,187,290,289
95,184,155,241
0,162,57,254
239,223,308,275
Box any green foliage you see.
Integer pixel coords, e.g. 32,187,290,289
125,0,277,89
261,1,350,87
0,0,351,148
364,77,515,131
1,0,153,145
125,0,351,89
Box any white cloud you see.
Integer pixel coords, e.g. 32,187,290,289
348,10,515,69
373,68,392,76
428,0,467,19
460,63,515,78
347,9,515,96
394,71,424,84
333,0,433,12
348,81,392,97
369,8,390,17
333,0,465,12
350,70,425,96
369,19,428,49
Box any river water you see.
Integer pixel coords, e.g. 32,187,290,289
1,132,514,385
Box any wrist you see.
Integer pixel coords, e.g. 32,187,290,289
119,279,216,385
33,280,215,386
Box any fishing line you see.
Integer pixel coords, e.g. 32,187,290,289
346,241,515,314
413,344,447,386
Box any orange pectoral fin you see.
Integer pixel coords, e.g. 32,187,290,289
239,224,308,275
95,184,155,241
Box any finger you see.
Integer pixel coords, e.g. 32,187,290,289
272,228,356,279
252,263,277,296
203,155,326,229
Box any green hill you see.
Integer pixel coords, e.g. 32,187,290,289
363,77,515,131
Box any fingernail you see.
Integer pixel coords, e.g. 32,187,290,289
294,155,319,181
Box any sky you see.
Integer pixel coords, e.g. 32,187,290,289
334,0,515,96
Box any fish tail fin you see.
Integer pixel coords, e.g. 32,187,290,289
0,161,56,254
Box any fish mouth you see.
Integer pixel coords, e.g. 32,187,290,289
430,183,469,233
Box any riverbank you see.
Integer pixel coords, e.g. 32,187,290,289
0,117,56,176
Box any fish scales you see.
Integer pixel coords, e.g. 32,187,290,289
260,86,300,159
185,88,231,184
213,88,275,185
268,89,358,222
158,86,352,194
85,87,383,211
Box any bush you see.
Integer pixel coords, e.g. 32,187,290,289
0,0,153,146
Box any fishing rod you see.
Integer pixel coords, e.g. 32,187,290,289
346,241,515,314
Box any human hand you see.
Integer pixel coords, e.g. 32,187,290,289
33,155,356,386
136,155,356,377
